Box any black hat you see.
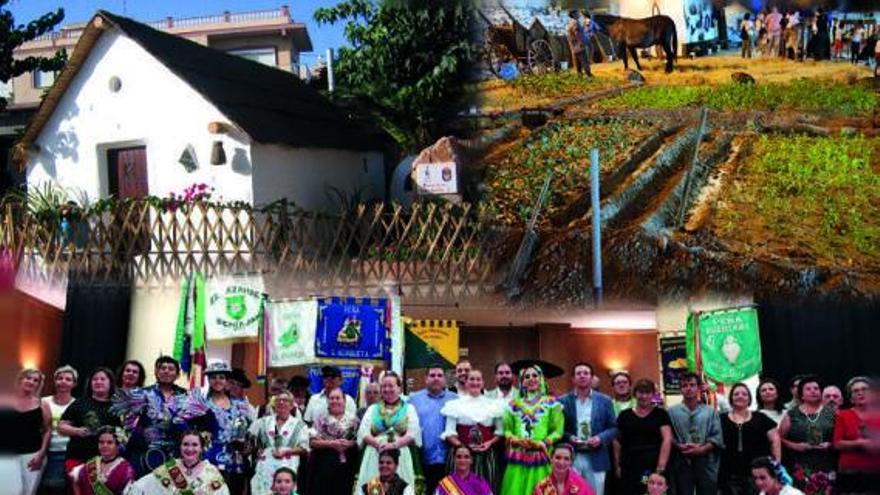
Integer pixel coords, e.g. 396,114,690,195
230,368,251,389
288,375,310,390
321,365,343,378
510,359,565,379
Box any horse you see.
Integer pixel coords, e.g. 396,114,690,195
591,14,678,73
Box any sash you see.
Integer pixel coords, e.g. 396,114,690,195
438,476,466,495
165,460,194,495
155,460,226,495
85,458,115,495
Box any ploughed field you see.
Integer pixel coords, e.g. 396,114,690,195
470,56,879,302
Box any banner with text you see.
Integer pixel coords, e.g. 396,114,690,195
316,297,388,361
405,319,459,369
206,274,265,342
687,307,762,383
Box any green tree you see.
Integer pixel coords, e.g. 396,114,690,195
314,0,475,153
0,0,67,111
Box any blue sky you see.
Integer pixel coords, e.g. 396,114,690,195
5,0,349,61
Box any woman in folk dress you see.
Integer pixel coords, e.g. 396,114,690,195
248,391,309,495
441,370,504,492
356,372,423,494
71,427,135,495
125,430,229,495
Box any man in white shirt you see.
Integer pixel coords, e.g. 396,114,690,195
484,362,518,403
303,365,356,423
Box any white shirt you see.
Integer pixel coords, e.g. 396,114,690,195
485,387,518,404
303,389,357,423
43,396,74,453
574,393,594,440
761,486,804,495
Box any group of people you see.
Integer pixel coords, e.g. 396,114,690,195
739,7,821,60
4,355,879,495
739,7,879,69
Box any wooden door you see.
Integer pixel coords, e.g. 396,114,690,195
108,147,148,199
107,147,149,254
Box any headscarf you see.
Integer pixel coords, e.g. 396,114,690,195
518,365,549,398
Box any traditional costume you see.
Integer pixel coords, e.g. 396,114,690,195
435,472,493,495
362,474,415,495
113,385,187,475
533,469,595,495
499,367,565,495
356,401,423,494
124,459,229,495
307,412,360,495
248,412,309,495
441,394,505,492
72,456,136,495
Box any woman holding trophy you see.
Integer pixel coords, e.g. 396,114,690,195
499,365,564,495
441,370,505,492
248,391,309,494
355,372,423,494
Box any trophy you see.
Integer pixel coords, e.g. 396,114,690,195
807,423,822,446
468,426,484,449
578,421,591,450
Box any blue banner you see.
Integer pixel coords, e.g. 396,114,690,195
308,366,361,399
316,297,388,361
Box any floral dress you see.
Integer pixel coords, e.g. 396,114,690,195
176,393,253,475
307,412,360,495
248,413,309,495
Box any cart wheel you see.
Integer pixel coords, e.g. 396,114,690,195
528,39,555,75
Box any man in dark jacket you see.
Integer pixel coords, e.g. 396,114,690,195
559,362,618,495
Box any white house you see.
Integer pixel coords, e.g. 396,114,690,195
14,10,389,211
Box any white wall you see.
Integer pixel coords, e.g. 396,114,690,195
250,145,385,211
25,30,255,205
618,0,687,54
128,284,232,387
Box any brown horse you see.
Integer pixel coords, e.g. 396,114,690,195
591,14,678,73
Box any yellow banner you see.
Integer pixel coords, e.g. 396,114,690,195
409,319,460,367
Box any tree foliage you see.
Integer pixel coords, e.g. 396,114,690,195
0,0,67,110
314,0,476,152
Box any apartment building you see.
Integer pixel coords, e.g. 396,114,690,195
7,5,312,109
0,5,313,193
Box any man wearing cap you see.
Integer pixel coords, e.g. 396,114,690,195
409,366,457,494
303,366,356,424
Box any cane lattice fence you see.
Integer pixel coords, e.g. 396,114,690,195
0,200,508,301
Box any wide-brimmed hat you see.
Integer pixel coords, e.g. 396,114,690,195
204,360,232,376
230,368,251,389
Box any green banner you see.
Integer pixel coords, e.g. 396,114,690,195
686,307,762,383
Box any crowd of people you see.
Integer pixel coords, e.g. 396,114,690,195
738,7,879,69
2,356,879,495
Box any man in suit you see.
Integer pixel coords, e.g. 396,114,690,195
560,362,618,495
